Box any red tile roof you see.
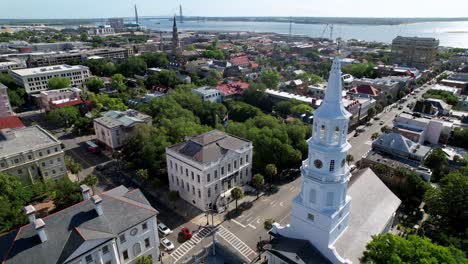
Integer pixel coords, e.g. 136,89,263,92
351,84,381,97
229,56,251,67
51,99,84,108
0,115,24,129
216,81,249,96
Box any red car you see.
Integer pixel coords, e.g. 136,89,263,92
180,227,192,240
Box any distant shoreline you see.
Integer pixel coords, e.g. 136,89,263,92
1,16,468,26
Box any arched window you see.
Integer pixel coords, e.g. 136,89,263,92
320,124,326,142
309,189,316,204
326,192,334,207
333,126,340,144
133,242,142,256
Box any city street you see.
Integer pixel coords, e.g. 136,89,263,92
15,78,435,264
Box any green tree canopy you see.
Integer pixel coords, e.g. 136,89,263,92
89,92,127,111
47,106,80,127
0,172,32,233
118,57,147,77
140,52,169,68
448,128,468,149
85,77,104,93
361,234,467,264
342,63,376,79
424,148,449,182
48,77,71,90
260,69,281,89
111,73,127,92
146,69,178,88
226,101,263,122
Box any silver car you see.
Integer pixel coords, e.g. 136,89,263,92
158,223,172,236
161,237,174,251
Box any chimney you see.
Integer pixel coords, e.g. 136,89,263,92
80,184,91,200
91,195,103,216
23,205,36,224
34,218,47,243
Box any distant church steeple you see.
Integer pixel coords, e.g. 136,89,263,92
172,15,181,57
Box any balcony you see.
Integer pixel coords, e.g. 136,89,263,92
301,159,349,183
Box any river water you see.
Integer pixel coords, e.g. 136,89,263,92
140,18,468,48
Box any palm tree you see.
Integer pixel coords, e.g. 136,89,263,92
231,187,244,212
346,154,354,165
264,218,274,241
251,174,265,199
135,256,152,264
265,164,278,192
82,173,98,194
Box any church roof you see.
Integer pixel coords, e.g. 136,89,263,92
333,168,401,263
313,58,352,120
266,236,331,264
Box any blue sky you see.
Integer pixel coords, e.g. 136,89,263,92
1,0,467,19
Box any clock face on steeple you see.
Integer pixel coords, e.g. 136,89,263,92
314,159,323,169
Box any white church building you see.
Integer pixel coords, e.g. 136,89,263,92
267,58,401,264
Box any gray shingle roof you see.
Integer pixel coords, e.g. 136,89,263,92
168,130,251,164
1,186,158,264
267,236,331,264
333,168,401,263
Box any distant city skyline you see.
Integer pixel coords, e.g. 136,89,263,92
1,0,468,19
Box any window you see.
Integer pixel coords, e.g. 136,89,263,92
240,158,243,165
102,245,109,254
326,192,334,207
144,238,150,248
175,163,178,170
119,234,126,243
123,250,129,260
42,162,46,167
54,147,58,152
208,188,211,198
228,164,231,172
57,157,61,162
192,186,195,195
308,213,315,222
314,159,323,169
85,255,93,263
240,171,243,179
170,160,173,169
39,152,43,157
246,154,249,162
14,158,19,164
214,170,218,178
133,242,142,256
176,178,179,186
197,174,200,183
333,127,340,144
17,169,22,174
105,261,111,264
28,155,32,160
221,167,224,175
320,124,326,142
207,173,210,182
215,184,218,193
186,183,189,191
186,168,188,177
234,161,238,169
329,160,335,172
47,149,50,154
191,171,194,180
198,189,201,198
309,189,316,204
171,174,174,183
142,222,148,230
49,160,53,164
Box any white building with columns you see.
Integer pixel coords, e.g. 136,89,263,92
268,58,401,264
166,130,253,212
0,185,160,264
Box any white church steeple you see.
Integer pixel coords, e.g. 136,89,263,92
272,57,352,264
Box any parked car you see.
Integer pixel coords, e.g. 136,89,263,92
180,227,192,240
366,122,373,126
354,132,360,137
158,223,172,236
379,121,385,125
161,237,174,251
